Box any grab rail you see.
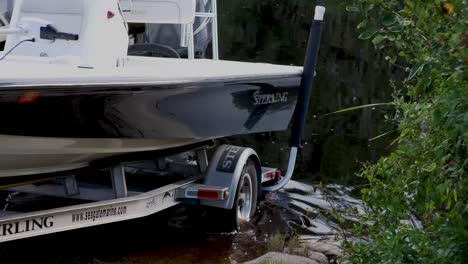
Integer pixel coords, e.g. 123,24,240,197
184,0,219,60
264,6,325,192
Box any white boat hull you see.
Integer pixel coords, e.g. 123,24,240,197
0,134,204,178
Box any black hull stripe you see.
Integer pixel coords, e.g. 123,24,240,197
0,76,301,139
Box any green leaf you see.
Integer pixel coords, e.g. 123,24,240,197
372,35,386,46
386,35,395,41
369,129,399,142
423,163,437,172
359,28,380,40
408,63,424,80
324,103,393,116
433,109,443,123
401,20,412,26
357,20,368,29
346,6,359,12
388,26,402,32
382,15,397,26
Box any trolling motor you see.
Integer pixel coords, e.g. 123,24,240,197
0,0,78,43
264,6,326,192
0,16,79,61
0,0,77,42
40,24,79,41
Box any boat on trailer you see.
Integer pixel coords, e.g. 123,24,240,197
0,0,302,178
0,0,326,243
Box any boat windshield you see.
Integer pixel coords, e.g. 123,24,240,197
129,0,215,59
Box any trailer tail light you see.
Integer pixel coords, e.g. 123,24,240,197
265,171,276,180
177,184,229,201
198,190,219,200
261,168,282,183
277,170,283,181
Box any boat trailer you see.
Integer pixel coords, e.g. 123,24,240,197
0,144,282,243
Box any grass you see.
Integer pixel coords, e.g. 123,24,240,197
267,231,306,255
286,235,302,250
267,231,286,252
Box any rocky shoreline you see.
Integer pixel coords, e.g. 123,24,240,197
227,195,346,264
242,237,343,264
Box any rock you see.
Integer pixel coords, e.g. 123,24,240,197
243,252,319,264
306,242,343,257
317,236,342,247
284,246,307,256
283,247,328,263
307,251,329,264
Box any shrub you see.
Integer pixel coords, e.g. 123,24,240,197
343,1,467,263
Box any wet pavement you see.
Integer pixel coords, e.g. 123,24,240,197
0,180,362,263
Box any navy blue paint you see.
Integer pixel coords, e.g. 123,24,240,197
0,76,300,140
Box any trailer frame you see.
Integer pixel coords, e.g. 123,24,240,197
0,144,281,243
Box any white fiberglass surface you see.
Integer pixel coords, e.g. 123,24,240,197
0,56,303,86
0,134,206,177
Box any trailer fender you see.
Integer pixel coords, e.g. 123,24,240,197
201,145,261,209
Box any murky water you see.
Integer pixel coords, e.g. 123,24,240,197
0,180,362,263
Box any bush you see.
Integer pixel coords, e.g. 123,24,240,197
343,1,467,263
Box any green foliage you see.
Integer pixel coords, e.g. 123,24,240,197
268,231,287,252
343,0,468,263
286,234,303,251
268,231,304,253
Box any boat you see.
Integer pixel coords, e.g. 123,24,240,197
0,0,306,178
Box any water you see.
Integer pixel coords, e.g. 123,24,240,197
0,180,363,263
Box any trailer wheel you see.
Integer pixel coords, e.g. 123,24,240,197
220,160,258,231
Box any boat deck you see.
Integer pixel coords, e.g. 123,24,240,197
0,56,303,86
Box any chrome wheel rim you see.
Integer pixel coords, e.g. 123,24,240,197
237,173,253,221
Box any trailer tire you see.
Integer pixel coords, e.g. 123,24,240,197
219,160,258,231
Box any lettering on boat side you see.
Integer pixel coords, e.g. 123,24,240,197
0,216,54,237
217,145,245,173
253,89,288,105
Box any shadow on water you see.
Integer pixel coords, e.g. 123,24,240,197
0,180,362,263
